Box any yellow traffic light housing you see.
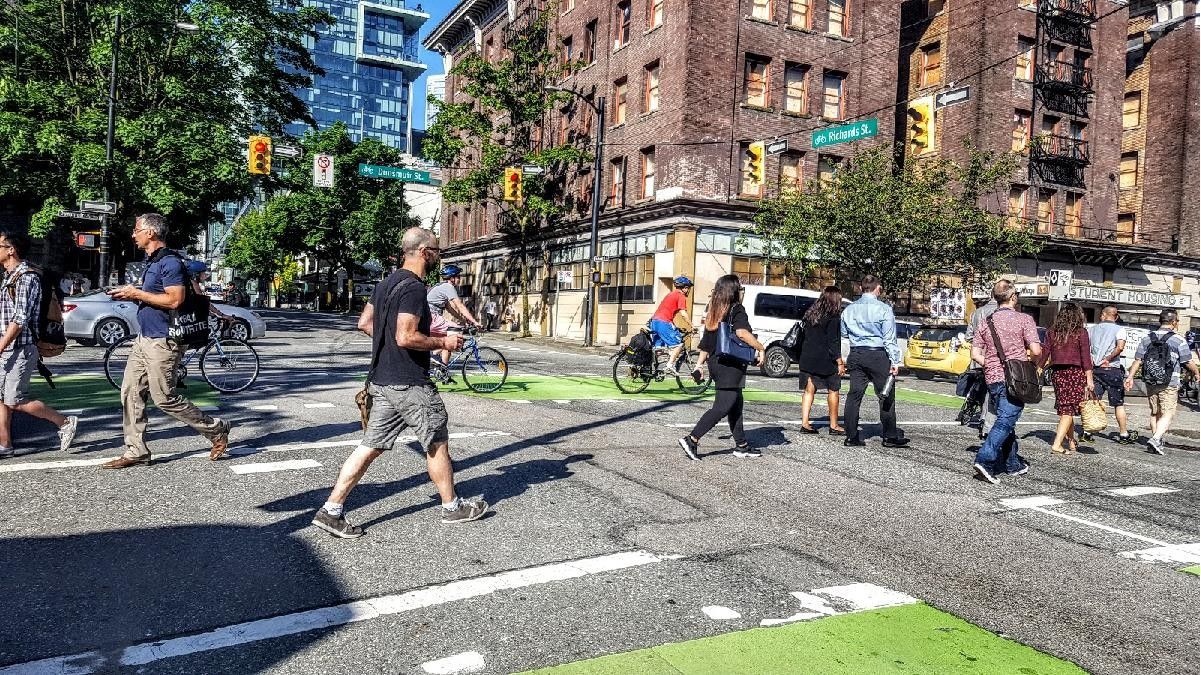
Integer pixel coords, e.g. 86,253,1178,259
248,135,272,175
746,141,766,186
907,97,934,156
503,166,523,202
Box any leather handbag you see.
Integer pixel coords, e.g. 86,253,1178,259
986,315,1043,404
716,306,757,364
781,321,802,350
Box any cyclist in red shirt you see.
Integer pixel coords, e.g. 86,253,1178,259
649,276,693,374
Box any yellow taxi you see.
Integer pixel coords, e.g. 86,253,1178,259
904,325,971,379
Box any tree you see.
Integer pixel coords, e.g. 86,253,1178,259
751,144,1042,299
422,7,588,336
0,0,329,261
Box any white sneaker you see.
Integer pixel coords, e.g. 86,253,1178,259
1146,437,1165,455
58,416,79,452
973,462,1000,484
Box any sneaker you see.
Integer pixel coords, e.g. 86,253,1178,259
1080,431,1093,442
664,365,679,377
1146,437,1165,455
311,509,365,539
1007,464,1030,477
58,416,79,452
733,446,762,458
678,436,701,461
973,462,1000,484
0,446,12,459
441,497,489,524
1116,434,1135,445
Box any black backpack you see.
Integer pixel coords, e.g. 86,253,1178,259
626,328,654,369
1141,332,1177,387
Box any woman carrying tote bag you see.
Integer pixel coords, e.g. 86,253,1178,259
678,275,767,461
1041,303,1094,454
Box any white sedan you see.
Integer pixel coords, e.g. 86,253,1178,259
63,290,267,347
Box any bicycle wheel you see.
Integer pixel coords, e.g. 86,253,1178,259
103,336,138,389
674,350,712,396
199,338,260,393
612,350,653,394
461,346,508,393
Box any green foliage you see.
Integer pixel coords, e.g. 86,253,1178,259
752,144,1042,296
0,0,330,244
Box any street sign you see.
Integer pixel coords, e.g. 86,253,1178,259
357,163,431,183
521,164,545,175
274,145,302,159
765,139,788,155
313,154,335,189
57,210,104,222
80,200,116,214
934,86,971,110
1048,269,1073,301
812,118,879,149
557,270,573,285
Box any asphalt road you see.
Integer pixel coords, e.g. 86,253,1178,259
1,309,1196,674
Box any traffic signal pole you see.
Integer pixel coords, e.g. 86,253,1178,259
583,96,605,347
98,12,120,287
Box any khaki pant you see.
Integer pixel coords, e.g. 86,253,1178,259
121,336,222,458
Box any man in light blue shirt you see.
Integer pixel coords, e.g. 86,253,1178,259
840,275,907,447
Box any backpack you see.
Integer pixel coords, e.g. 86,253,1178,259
626,328,654,369
1141,331,1177,387
4,265,67,358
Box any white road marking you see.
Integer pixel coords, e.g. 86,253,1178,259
1026,506,1174,548
552,399,572,404
229,459,321,475
422,651,486,674
509,399,533,403
1119,543,1201,565
0,550,672,674
999,496,1067,509
814,583,919,612
1106,486,1181,498
248,404,279,411
701,606,742,620
304,402,337,409
198,405,220,412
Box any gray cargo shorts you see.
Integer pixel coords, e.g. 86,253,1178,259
0,344,36,406
362,382,449,452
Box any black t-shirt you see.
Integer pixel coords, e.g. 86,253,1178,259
369,270,431,386
700,303,753,389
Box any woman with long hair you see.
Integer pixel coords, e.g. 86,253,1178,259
678,274,767,460
797,286,847,435
1042,302,1093,454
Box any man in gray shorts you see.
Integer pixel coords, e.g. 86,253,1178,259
312,227,488,539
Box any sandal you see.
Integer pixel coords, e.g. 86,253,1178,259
1050,445,1068,454
799,425,819,434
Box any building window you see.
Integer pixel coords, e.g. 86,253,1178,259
648,0,664,28
1040,115,1059,136
739,142,762,197
1019,0,1035,8
582,93,596,135
1007,186,1028,228
610,157,625,206
1036,189,1055,234
565,0,575,10
827,0,847,36
780,151,805,189
1119,151,1138,189
584,20,597,64
1116,213,1136,244
561,36,573,70
784,63,808,114
598,254,655,303
640,147,656,199
788,0,810,28
733,257,793,287
927,0,945,16
751,0,773,21
1069,120,1086,141
644,61,661,112
1123,92,1142,129
817,154,841,183
449,211,461,242
744,55,770,107
1015,37,1034,80
920,44,941,87
1012,110,1031,152
821,71,844,119
1064,193,1083,237
614,0,631,49
613,77,628,124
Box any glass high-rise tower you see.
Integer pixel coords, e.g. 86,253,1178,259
287,0,429,151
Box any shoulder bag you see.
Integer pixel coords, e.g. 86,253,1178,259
986,314,1043,404
781,321,802,350
355,275,421,430
716,305,757,365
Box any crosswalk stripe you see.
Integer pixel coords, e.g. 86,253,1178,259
229,459,321,475
1106,486,1181,497
421,651,487,674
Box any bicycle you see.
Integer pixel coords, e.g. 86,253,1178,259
103,326,261,394
611,329,713,396
430,326,509,394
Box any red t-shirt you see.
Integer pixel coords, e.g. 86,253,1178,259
653,289,687,323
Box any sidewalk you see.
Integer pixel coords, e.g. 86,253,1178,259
490,331,618,357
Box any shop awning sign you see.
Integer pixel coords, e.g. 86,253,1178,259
1068,285,1191,309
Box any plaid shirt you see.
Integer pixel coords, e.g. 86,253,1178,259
0,262,41,352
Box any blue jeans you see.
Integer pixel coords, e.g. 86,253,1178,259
974,383,1025,474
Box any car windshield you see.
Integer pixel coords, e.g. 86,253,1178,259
913,328,964,342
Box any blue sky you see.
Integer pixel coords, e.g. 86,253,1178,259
411,0,458,130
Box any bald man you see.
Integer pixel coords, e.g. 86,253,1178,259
313,228,489,538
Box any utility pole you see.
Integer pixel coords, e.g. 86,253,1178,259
98,12,120,286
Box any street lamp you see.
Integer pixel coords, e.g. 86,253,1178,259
98,16,200,286
545,85,605,347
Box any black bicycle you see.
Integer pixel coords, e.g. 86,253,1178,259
611,329,712,396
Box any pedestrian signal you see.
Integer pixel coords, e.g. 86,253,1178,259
503,167,523,202
907,97,934,155
248,135,272,175
746,142,766,186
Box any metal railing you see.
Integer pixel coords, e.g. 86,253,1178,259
1035,61,1093,91
1039,0,1096,21
1030,134,1089,164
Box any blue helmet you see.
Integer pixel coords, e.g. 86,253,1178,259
673,276,693,287
441,264,463,278
186,260,208,276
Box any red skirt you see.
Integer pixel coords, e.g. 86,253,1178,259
1051,366,1087,416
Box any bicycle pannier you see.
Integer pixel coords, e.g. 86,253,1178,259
627,328,654,369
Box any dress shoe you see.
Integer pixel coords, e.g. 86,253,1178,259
101,455,152,469
798,425,820,435
843,437,865,447
209,419,232,460
882,437,911,448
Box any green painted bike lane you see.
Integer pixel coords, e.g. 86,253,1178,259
29,374,217,411
521,603,1085,675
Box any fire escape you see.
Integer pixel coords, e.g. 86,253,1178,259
1029,0,1095,189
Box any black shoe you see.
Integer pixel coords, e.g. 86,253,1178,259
882,437,911,448
678,436,701,461
1081,431,1094,442
311,509,365,539
799,425,819,435
844,437,865,447
828,428,847,437
733,445,762,458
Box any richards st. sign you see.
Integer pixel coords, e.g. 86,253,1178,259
1069,284,1192,309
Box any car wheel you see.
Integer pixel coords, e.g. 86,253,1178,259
229,319,251,341
760,345,792,378
914,370,935,381
94,318,129,347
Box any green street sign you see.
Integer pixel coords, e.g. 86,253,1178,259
357,163,431,183
811,118,879,149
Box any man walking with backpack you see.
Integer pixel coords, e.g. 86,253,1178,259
1125,309,1197,455
0,231,78,458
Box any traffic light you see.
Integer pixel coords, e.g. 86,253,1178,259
907,97,935,156
503,166,523,202
248,135,272,175
746,141,766,186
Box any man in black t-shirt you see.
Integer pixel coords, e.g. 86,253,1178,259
312,228,489,539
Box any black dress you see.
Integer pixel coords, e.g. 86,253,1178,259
797,316,841,377
699,303,754,390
